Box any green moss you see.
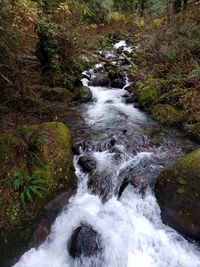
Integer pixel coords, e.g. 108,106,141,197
138,85,161,103
151,104,182,125
177,177,187,185
0,121,74,229
156,148,200,240
135,81,144,90
177,187,186,194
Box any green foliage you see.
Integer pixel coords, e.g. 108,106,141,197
0,0,20,65
13,168,48,207
20,126,47,149
161,44,177,63
151,104,182,125
81,0,113,23
137,83,161,104
190,63,200,79
36,19,84,89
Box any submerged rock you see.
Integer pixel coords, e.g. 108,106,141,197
155,148,200,241
68,224,101,258
89,73,109,87
78,155,96,173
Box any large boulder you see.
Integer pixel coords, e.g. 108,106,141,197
68,224,102,258
89,73,109,87
75,86,93,103
0,122,75,266
155,148,200,241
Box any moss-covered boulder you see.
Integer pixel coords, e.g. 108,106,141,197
151,104,182,125
155,148,200,241
0,122,76,266
75,85,93,103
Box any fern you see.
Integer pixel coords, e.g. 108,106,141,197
13,168,48,207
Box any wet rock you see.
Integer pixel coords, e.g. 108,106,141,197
110,78,126,89
75,86,93,103
110,138,116,146
124,82,135,93
88,173,113,202
68,224,101,259
118,175,149,199
78,155,96,173
155,148,200,241
107,69,118,81
124,94,135,104
150,131,165,147
118,178,130,198
29,188,76,248
89,73,109,87
73,141,85,155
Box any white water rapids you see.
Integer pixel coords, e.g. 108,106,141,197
14,42,200,267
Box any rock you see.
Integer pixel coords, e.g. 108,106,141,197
68,224,101,259
151,104,182,126
88,172,113,202
118,178,130,198
73,141,85,155
124,94,135,104
110,138,116,146
124,82,135,93
110,78,126,89
107,69,118,81
155,148,200,241
75,86,93,103
118,175,149,199
29,188,76,248
89,73,109,87
78,155,96,173
184,123,200,142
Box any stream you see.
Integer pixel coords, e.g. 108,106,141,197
14,41,200,267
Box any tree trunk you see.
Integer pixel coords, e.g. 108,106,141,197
173,0,182,13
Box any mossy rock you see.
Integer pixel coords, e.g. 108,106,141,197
75,85,92,103
155,148,200,241
151,104,182,125
184,123,200,142
0,122,76,266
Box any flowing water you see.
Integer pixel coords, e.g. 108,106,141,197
14,41,200,267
